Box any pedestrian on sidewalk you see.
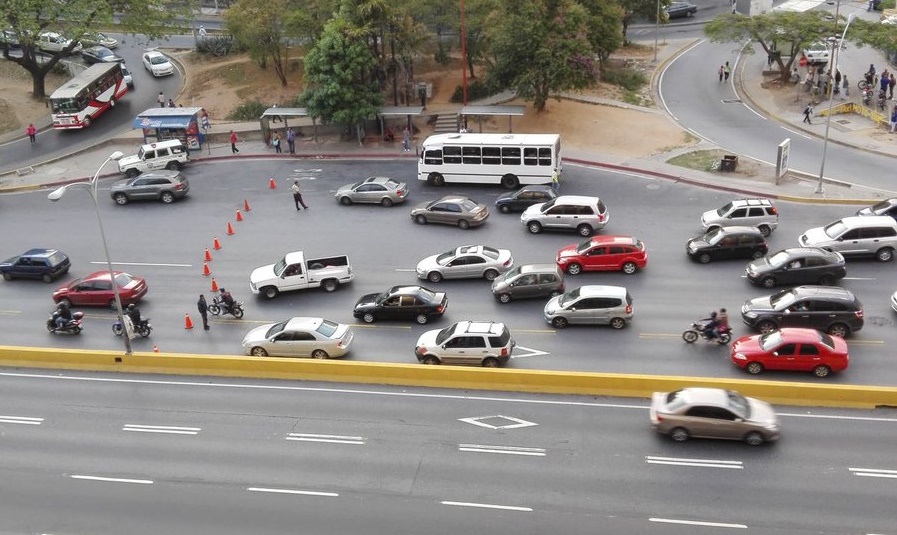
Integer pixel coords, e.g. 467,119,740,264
803,103,813,124
197,294,209,330
25,123,36,145
880,70,890,94
286,127,295,154
833,70,841,95
229,130,239,153
723,62,731,82
272,131,282,153
551,168,560,192
889,74,895,100
291,180,308,210
167,98,176,108
868,0,875,11
842,74,849,98
889,106,897,133
158,91,165,108
718,65,724,83
402,126,410,152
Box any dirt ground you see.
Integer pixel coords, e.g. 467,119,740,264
1,46,695,159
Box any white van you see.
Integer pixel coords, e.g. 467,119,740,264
799,216,897,262
118,140,188,177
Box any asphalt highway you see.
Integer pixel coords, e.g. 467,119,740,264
1,159,895,385
0,370,895,535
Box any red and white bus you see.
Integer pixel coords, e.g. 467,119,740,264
49,62,128,130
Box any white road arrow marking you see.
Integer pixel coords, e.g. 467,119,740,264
510,345,549,358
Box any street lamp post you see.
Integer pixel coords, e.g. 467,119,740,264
48,151,132,355
815,8,855,195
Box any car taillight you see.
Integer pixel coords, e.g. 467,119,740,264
415,346,425,356
598,214,605,221
501,347,508,357
173,183,183,190
397,190,405,197
855,310,864,318
769,206,778,215
626,304,632,314
503,259,511,266
436,306,444,313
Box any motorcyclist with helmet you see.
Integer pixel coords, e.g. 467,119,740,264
54,302,73,330
127,303,144,330
218,288,234,315
701,310,720,340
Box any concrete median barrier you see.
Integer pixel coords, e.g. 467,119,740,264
1,345,895,409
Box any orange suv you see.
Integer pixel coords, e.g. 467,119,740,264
555,235,647,275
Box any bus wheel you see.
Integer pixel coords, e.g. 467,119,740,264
82,116,92,128
500,174,519,189
428,173,445,186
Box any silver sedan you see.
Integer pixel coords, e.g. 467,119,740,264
241,317,354,359
416,245,514,283
335,176,409,206
410,195,489,229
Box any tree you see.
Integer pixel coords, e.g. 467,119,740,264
225,0,295,86
617,0,668,44
705,11,840,83
487,0,597,112
579,0,625,72
299,15,382,141
0,0,191,99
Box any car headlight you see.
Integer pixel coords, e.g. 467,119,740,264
765,423,781,431
733,353,746,360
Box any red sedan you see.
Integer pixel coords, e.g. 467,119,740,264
53,270,148,308
731,328,848,378
556,235,647,275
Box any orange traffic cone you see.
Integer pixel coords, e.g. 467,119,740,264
244,198,251,212
236,210,243,222
204,248,212,262
202,262,211,276
153,345,159,353
210,278,219,292
269,177,276,189
184,313,194,330
226,222,235,235
213,236,222,250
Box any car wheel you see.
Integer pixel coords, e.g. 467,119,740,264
761,276,776,288
82,116,92,128
757,320,777,334
500,174,519,190
827,323,849,338
427,271,443,283
566,263,582,275
340,196,352,206
113,193,129,205
751,250,765,259
621,262,637,275
875,247,894,262
744,432,765,446
483,269,499,281
809,364,833,379
415,314,428,325
311,349,329,359
2,273,12,281
108,299,117,309
363,313,375,323
670,427,690,442
42,274,53,283
527,222,543,234
698,253,712,264
322,279,338,292
160,192,175,204
165,161,180,170
482,357,500,368
263,286,278,299
458,219,470,230
552,317,568,329
415,214,428,225
746,362,764,375
427,172,445,186
498,293,512,304
380,198,393,207
577,224,593,237
422,355,439,365
499,205,511,214
125,168,139,178
818,274,835,285
758,225,772,237
251,347,269,357
609,317,626,330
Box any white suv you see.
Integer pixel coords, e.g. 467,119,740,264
701,198,778,237
521,195,609,236
118,140,188,177
38,32,81,54
414,321,515,367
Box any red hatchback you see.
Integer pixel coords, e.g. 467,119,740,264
731,328,848,378
53,270,148,308
556,235,647,275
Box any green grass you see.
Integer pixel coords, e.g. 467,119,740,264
667,149,727,172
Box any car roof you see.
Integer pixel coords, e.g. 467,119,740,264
82,270,127,281
144,50,167,58
136,170,183,180
454,245,486,255
453,320,506,335
553,195,601,204
518,263,561,274
730,198,773,207
587,235,638,246
364,176,397,185
765,328,826,343
575,285,628,298
22,248,58,258
436,195,474,203
790,285,856,299
285,317,325,331
778,247,839,259
388,285,430,295
717,225,764,235
668,387,733,407
835,215,897,227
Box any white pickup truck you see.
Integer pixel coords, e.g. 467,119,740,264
249,251,354,299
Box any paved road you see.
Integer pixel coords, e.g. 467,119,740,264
1,370,895,535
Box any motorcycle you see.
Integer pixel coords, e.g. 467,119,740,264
682,321,732,345
112,317,152,338
862,86,873,106
208,297,244,319
47,311,84,335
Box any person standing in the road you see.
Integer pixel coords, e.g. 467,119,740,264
718,65,724,83
723,62,731,82
803,102,813,124
291,180,308,210
229,130,239,153
842,74,849,98
833,70,841,95
197,294,209,330
889,74,895,100
286,127,295,154
551,168,560,192
158,91,165,108
25,123,36,145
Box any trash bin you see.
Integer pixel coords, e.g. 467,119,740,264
720,154,738,172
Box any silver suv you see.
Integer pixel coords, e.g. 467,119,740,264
701,198,778,237
521,195,608,237
543,285,633,329
414,321,515,367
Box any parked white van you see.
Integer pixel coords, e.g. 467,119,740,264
118,140,188,177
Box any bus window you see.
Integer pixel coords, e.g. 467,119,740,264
462,146,481,165
538,147,553,166
443,146,462,164
482,146,501,165
523,147,539,166
502,147,521,165
423,150,442,165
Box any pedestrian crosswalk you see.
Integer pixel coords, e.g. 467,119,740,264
773,0,828,12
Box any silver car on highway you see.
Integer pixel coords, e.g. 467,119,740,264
416,245,513,283
335,176,409,206
241,317,353,359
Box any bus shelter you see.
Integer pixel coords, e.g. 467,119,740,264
133,107,205,151
377,106,424,140
459,105,526,133
260,107,316,143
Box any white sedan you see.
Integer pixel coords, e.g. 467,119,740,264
416,245,513,283
241,317,354,359
142,50,174,77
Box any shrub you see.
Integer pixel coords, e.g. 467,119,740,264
450,79,499,103
602,67,647,92
226,99,267,121
196,35,242,57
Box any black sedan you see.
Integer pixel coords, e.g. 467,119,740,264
746,248,846,288
686,226,767,263
81,46,123,64
495,185,557,214
353,285,447,324
665,1,698,19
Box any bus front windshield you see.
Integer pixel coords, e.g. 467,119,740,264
50,98,82,114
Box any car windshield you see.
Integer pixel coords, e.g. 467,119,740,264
758,330,784,350
816,331,836,350
436,251,456,263
502,266,521,280
482,246,500,260
823,220,848,239
539,198,557,212
664,389,688,411
871,199,895,211
46,251,67,266
272,258,288,276
715,202,734,217
459,199,479,212
265,320,288,338
316,319,340,338
434,325,456,345
770,289,797,309
704,228,724,244
416,287,438,301
151,55,168,65
383,179,400,188
113,272,134,286
726,390,751,418
767,250,792,267
575,239,593,253
558,288,581,307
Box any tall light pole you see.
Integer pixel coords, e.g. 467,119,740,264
48,151,132,355
816,7,854,194
460,0,467,106
654,0,661,62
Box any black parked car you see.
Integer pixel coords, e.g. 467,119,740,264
686,226,767,264
353,285,448,324
495,185,557,214
665,1,698,19
740,285,864,337
0,248,71,282
746,248,847,288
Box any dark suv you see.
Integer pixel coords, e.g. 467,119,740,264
745,248,846,288
740,285,864,337
686,226,767,263
0,248,71,282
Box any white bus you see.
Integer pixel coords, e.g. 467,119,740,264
49,62,129,130
418,133,561,189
